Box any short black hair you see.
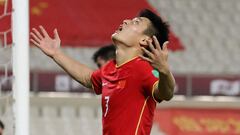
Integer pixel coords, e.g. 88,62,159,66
0,120,4,129
139,9,169,48
92,45,116,63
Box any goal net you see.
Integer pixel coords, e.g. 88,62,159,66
0,0,14,134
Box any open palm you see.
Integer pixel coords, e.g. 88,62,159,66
140,36,169,74
30,26,61,58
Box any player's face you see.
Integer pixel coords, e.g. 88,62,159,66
96,57,108,68
112,17,150,47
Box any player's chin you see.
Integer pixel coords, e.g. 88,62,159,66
111,32,126,45
111,33,119,42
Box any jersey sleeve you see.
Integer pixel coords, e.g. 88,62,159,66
91,69,102,95
140,61,159,102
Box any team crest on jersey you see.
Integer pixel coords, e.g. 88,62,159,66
152,69,159,78
117,80,126,89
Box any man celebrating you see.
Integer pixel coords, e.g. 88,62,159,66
31,9,175,135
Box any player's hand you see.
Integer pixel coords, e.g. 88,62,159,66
30,26,61,58
140,36,170,74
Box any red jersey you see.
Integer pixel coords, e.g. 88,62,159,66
91,57,159,135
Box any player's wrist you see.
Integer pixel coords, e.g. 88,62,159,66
52,49,63,60
157,64,170,75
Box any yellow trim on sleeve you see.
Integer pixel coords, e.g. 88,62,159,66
135,96,150,135
152,81,159,103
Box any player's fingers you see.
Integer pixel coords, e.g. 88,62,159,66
147,40,156,53
30,39,40,47
162,41,169,52
39,25,50,38
141,47,154,58
53,28,60,40
30,32,41,43
139,55,153,63
153,36,161,50
32,28,44,40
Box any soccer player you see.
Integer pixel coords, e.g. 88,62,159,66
92,45,116,68
30,9,175,135
0,120,4,135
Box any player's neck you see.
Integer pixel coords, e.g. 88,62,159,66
115,43,141,66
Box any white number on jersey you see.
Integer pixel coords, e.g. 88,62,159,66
104,96,110,117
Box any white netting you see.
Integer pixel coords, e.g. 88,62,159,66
0,0,14,134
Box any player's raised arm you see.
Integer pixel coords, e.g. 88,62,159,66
30,26,93,88
140,36,175,101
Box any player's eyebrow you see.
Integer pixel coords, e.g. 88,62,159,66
132,17,143,22
136,17,143,21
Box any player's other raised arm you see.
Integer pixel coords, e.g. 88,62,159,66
141,36,175,102
30,26,93,88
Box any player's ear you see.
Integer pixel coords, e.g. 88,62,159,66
139,36,152,48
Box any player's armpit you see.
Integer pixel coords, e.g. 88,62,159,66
90,69,102,95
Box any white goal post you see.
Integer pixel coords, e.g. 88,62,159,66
12,0,29,135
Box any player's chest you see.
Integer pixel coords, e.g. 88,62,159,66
101,70,140,96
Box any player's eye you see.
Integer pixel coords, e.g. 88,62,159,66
133,20,140,24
